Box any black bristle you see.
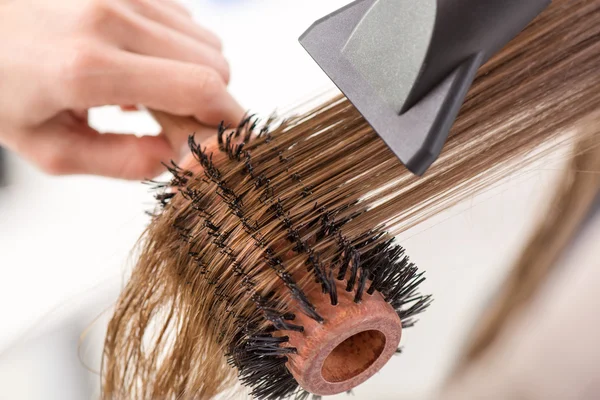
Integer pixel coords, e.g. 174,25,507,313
282,313,296,321
244,122,254,143
263,309,305,333
269,200,330,292
244,152,256,178
354,268,368,303
337,238,352,281
155,192,175,208
345,249,360,292
158,160,193,188
293,391,310,400
300,185,314,198
143,179,170,190
237,113,255,134
249,118,259,133
328,269,338,306
306,251,331,295
285,279,324,323
387,270,426,306
235,142,246,160
225,131,237,160
217,122,227,151
399,295,434,328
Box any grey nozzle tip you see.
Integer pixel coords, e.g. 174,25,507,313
403,153,434,177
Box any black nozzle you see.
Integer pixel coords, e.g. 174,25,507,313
300,0,550,175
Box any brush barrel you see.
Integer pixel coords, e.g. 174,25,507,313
284,280,402,396
153,111,404,396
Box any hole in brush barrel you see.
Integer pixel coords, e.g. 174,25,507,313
321,330,387,383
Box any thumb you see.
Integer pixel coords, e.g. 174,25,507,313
29,124,177,180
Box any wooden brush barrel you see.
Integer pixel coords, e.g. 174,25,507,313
284,280,402,396
152,111,404,396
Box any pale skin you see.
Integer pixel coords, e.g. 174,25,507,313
0,0,245,180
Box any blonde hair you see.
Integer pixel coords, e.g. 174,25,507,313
452,111,600,375
102,0,600,398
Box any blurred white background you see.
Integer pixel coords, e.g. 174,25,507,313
0,1,566,399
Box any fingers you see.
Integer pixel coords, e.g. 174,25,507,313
84,0,227,81
153,0,192,18
57,48,244,127
70,108,90,122
18,109,223,180
118,12,230,83
28,126,174,180
22,121,172,180
124,0,223,51
14,111,224,181
73,132,172,180
40,129,220,181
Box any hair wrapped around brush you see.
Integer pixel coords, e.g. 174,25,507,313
102,0,600,399
103,99,433,400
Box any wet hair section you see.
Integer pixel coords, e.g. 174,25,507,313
102,0,600,398
142,111,430,399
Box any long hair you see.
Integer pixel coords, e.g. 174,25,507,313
102,1,600,398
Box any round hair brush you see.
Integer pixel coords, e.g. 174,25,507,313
103,3,600,397
103,100,432,400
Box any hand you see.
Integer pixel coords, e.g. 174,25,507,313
0,0,244,180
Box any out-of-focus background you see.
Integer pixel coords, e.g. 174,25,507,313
0,1,567,399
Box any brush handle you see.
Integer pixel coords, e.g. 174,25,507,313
149,110,200,136
148,109,219,168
